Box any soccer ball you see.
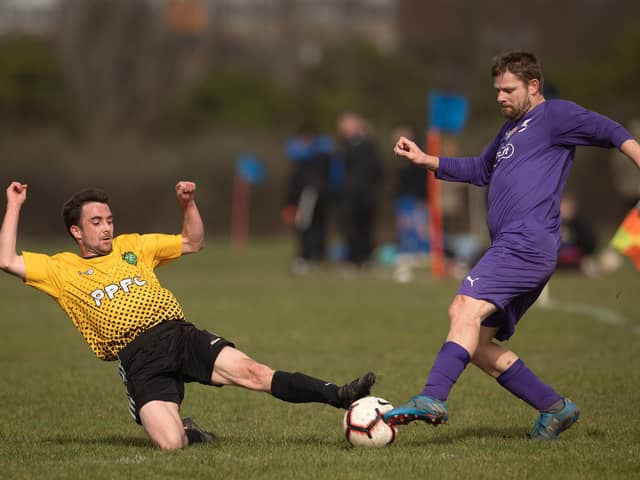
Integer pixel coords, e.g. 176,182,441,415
343,396,397,447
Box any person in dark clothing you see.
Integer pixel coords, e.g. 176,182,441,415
337,112,382,268
283,124,333,273
557,195,598,271
392,126,429,282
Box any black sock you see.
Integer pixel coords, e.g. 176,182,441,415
271,371,340,407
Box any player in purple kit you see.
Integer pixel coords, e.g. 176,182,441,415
383,51,640,440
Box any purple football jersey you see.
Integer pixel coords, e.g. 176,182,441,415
438,99,632,255
436,99,633,339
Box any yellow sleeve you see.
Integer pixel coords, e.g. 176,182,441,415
139,233,183,267
22,251,64,298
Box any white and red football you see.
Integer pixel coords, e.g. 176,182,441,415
343,396,397,447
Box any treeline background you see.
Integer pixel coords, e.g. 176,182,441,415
2,0,639,243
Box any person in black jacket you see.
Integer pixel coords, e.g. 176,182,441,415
283,124,333,273
336,112,382,269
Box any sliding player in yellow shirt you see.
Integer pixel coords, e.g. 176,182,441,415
0,180,375,450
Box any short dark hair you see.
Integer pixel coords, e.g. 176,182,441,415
62,188,110,237
491,51,544,89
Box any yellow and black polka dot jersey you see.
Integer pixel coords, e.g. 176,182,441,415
22,233,185,361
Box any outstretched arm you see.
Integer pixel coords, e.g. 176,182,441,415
394,133,498,187
0,182,27,279
175,181,204,255
620,139,640,170
393,136,440,171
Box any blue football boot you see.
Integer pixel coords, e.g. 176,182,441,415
529,398,580,441
383,395,448,426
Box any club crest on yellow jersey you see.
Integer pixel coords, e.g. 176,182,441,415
122,251,138,265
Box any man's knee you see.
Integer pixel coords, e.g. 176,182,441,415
151,429,187,450
447,297,475,331
242,359,274,390
139,401,187,450
448,295,496,330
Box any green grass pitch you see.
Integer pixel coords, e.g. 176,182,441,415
1,239,639,479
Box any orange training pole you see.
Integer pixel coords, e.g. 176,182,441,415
427,128,446,278
231,175,251,250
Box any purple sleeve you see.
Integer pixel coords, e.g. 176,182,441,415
436,131,502,186
550,100,632,149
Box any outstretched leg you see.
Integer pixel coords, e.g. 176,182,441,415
384,295,495,426
211,346,375,408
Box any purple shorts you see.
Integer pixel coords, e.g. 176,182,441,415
457,242,556,341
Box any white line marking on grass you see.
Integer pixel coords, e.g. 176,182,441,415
93,455,148,465
539,301,639,334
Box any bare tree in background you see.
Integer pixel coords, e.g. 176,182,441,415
57,0,210,134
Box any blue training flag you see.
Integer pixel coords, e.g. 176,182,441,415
428,91,469,134
236,152,266,184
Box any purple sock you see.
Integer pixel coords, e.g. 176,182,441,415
420,342,471,401
497,359,561,411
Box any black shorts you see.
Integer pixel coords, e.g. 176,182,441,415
117,320,234,424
